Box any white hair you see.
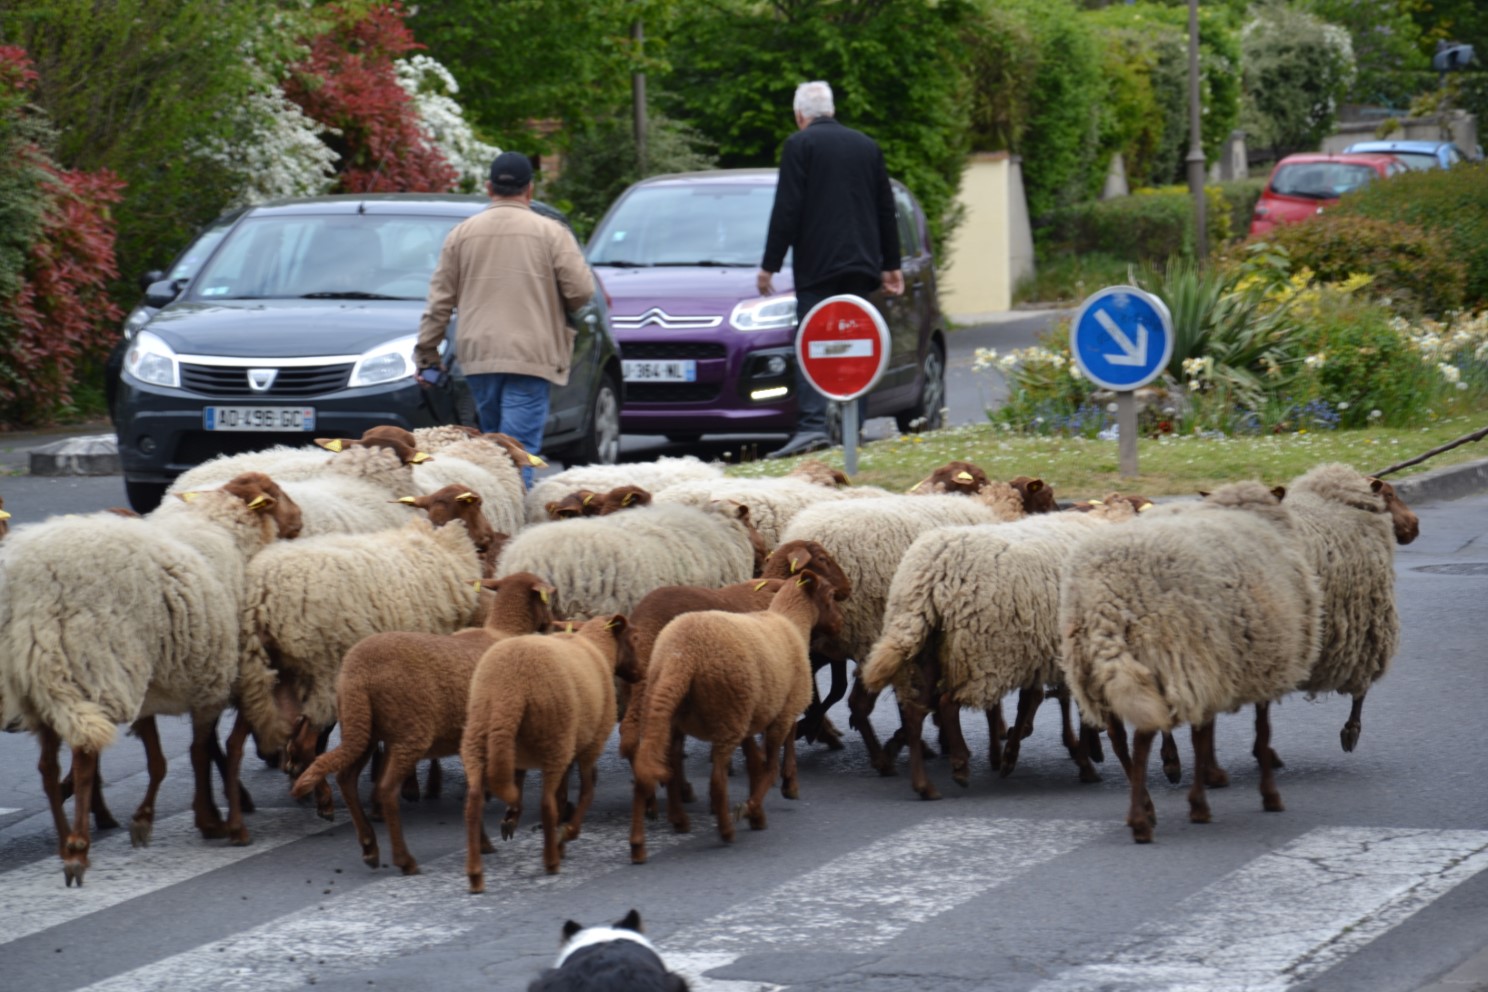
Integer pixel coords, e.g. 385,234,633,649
794,80,835,120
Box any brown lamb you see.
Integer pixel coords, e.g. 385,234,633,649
462,614,630,887
288,572,556,876
907,460,990,495
628,570,842,864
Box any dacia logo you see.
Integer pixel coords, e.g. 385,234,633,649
248,369,278,392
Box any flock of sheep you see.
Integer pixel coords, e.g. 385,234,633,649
0,426,1419,888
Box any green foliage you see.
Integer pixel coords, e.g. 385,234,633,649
1259,214,1467,316
1331,161,1488,306
545,112,716,242
0,50,48,310
1039,184,1233,263
1241,2,1357,159
1293,295,1439,428
1082,8,1188,189
1217,177,1266,240
1013,251,1133,305
662,0,974,255
1301,0,1427,105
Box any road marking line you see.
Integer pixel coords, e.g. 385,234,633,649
1029,826,1488,992
73,812,691,992
0,807,20,816
664,816,1110,990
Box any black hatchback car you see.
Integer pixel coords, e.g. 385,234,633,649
111,194,623,511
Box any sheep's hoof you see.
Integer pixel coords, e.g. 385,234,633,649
998,757,1018,779
670,815,691,834
468,874,484,894
916,786,942,802
1189,804,1212,824
781,781,799,800
1269,748,1285,768
479,836,494,855
63,860,87,887
1204,766,1230,789
678,782,697,804
544,862,560,875
1078,766,1102,785
1341,720,1361,752
198,823,228,840
1130,825,1154,844
228,828,250,847
130,818,153,848
1263,794,1285,813
631,844,648,865
399,862,420,876
500,819,518,841
563,823,580,842
950,765,970,788
362,852,380,868
96,809,121,831
1162,763,1182,785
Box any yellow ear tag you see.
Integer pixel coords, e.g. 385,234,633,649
1138,502,1154,512
471,580,483,591
457,492,477,503
397,496,418,505
1088,499,1104,506
538,589,549,604
796,575,808,587
789,557,800,574
605,619,618,630
528,454,546,467
1029,481,1043,492
0,509,10,520
955,471,974,483
320,438,345,452
565,622,575,633
246,494,270,510
411,452,431,464
178,491,201,503
582,494,595,505
754,580,769,591
623,494,635,506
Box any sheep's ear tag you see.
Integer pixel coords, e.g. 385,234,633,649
538,589,549,604
471,580,483,591
0,509,10,520
622,493,636,506
565,621,575,633
317,438,345,452
754,580,769,591
604,618,619,630
457,492,477,504
582,493,594,505
1028,480,1043,492
955,471,974,483
396,496,418,505
527,453,546,467
246,494,271,510
906,475,930,493
1138,501,1154,512
411,451,432,464
788,557,800,574
796,575,808,587
178,491,201,502
1088,499,1104,506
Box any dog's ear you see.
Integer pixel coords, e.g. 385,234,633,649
562,920,584,941
616,908,644,933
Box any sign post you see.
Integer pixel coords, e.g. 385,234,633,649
1070,286,1173,478
796,295,890,476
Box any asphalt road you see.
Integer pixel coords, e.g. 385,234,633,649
2,312,1487,992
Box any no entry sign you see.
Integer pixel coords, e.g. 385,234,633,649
795,295,890,402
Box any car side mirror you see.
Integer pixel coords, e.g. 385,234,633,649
139,270,165,293
144,278,185,309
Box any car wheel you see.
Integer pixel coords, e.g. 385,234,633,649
896,342,946,434
564,374,621,467
125,479,168,514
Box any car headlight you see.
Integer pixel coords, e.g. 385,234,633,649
123,330,180,388
122,306,153,340
349,334,417,387
731,294,797,331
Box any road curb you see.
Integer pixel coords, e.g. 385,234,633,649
1385,455,1488,505
27,434,120,477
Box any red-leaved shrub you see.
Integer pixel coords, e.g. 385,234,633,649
284,3,458,193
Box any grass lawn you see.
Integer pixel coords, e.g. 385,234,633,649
726,414,1488,501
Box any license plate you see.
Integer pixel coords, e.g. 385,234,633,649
623,359,697,383
203,406,316,431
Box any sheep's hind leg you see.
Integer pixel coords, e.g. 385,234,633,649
780,728,800,800
630,779,655,864
221,709,255,845
1000,686,1045,778
935,699,970,788
463,765,489,893
1159,730,1182,784
424,757,444,798
500,769,525,840
206,716,254,813
734,735,769,830
1187,722,1214,824
563,755,600,843
664,731,692,834
709,740,736,843
1126,729,1158,843
539,764,566,873
190,720,228,839
1056,686,1103,783
1255,702,1284,813
1106,717,1133,776
377,745,422,875
903,696,940,801
129,717,167,847
849,674,891,774
984,703,1004,772
337,744,380,868
1339,692,1367,754
38,727,72,862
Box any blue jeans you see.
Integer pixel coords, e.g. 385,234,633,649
465,372,550,488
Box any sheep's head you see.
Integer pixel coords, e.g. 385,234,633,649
220,472,302,539
317,435,431,466
281,714,319,779
1371,478,1419,545
585,613,632,677
483,432,547,470
358,425,418,447
546,490,600,521
598,485,652,514
762,539,852,601
396,484,498,554
789,459,851,488
1009,476,1056,514
477,571,557,634
710,499,768,576
909,460,989,496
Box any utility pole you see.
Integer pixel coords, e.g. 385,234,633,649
632,17,648,177
1186,0,1207,264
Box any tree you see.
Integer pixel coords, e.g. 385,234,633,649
1242,3,1357,160
1302,0,1427,107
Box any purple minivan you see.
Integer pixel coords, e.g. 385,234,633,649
585,169,947,443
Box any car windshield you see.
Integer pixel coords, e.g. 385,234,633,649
587,183,788,268
1383,152,1440,171
1270,163,1379,199
188,213,465,301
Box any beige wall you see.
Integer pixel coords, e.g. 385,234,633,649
939,152,1035,319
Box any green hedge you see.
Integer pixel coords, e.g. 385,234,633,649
1261,213,1467,316
1038,180,1260,263
1331,161,1488,307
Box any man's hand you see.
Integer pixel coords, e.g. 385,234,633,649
882,270,905,296
416,366,447,387
757,269,775,296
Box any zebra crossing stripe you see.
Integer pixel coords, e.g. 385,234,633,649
0,809,338,946
72,811,692,992
664,816,1111,990
1029,826,1488,992
0,807,19,816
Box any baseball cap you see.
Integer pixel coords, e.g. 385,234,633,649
490,151,533,193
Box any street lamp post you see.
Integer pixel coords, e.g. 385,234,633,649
1186,0,1207,264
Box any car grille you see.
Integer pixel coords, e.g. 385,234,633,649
180,362,354,397
626,383,722,404
620,343,727,360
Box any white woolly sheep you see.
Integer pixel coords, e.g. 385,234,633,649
0,473,300,885
860,500,1142,799
524,455,724,525
462,614,629,886
628,570,842,864
494,501,767,620
289,572,556,875
1058,481,1323,842
246,484,497,791
654,476,866,547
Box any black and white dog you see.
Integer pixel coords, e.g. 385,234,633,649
527,909,690,991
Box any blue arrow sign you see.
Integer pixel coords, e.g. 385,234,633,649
1070,285,1174,392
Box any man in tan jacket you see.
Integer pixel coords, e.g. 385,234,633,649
415,151,594,486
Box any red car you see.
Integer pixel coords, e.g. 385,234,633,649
1249,152,1408,237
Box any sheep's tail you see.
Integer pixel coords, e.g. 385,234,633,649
859,606,933,694
32,691,116,754
476,687,526,808
290,678,371,799
632,649,695,789
237,634,288,754
1075,607,1170,732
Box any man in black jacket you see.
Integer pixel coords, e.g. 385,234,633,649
758,79,903,459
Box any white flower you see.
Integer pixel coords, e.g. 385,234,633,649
194,79,341,205
395,54,502,193
1337,401,1350,410
1437,362,1462,384
1304,353,1327,369
1105,402,1118,413
1369,409,1383,419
